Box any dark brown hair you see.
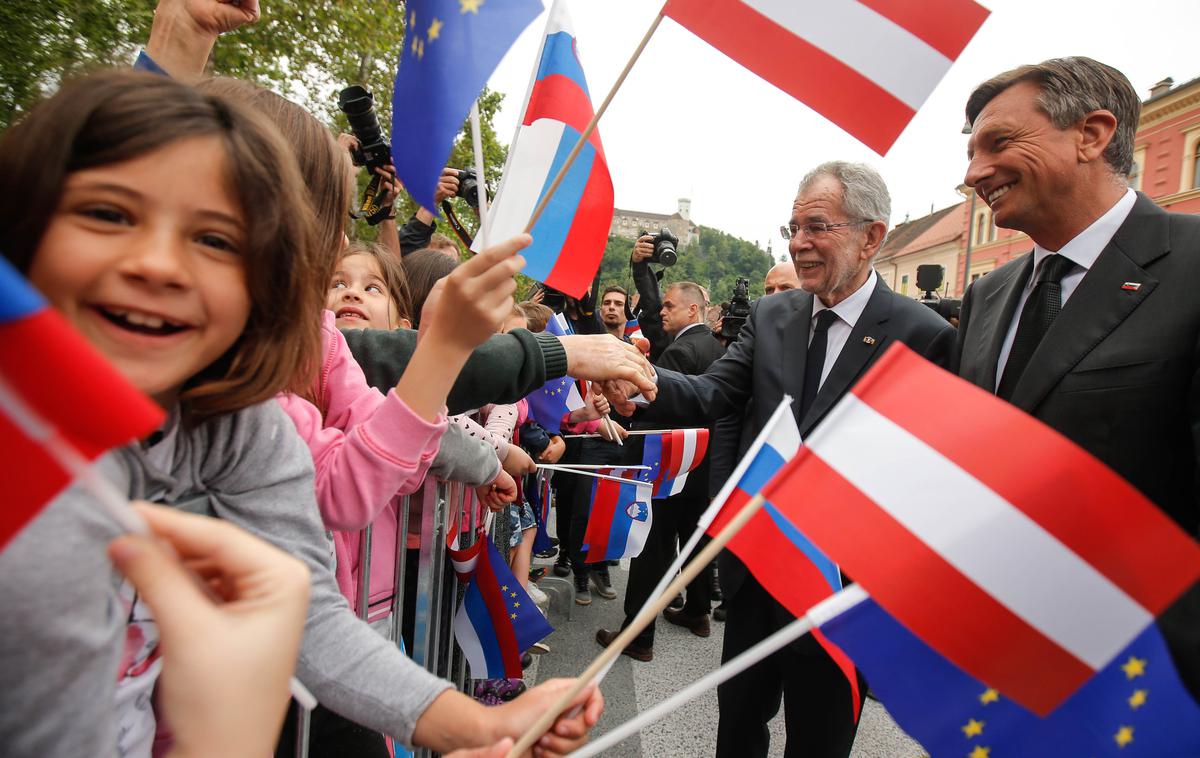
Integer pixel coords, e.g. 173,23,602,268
600,285,628,305
402,248,458,327
341,241,413,323
0,69,323,424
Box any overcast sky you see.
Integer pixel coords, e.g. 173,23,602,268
480,0,1198,262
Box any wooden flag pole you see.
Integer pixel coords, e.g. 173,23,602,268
505,491,770,757
570,586,870,757
468,100,492,248
522,10,665,233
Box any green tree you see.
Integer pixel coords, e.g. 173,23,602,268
0,1,509,246
597,227,773,307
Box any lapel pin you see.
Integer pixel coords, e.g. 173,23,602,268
1121,282,1142,291
862,336,877,345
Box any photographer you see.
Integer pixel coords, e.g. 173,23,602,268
630,232,674,361
338,132,461,260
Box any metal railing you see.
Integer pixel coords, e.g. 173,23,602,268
294,479,492,758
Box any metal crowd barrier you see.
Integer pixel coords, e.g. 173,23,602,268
294,479,495,758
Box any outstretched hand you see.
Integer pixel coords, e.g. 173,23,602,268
167,0,261,35
147,0,261,81
559,334,656,400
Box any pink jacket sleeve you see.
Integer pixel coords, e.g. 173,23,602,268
277,312,448,532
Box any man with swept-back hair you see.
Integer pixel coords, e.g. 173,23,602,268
955,57,1200,536
954,57,1200,701
604,161,954,757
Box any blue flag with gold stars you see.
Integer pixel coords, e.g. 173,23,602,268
452,536,553,679
392,0,542,210
819,593,1200,757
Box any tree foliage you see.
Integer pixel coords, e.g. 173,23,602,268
0,1,509,245
597,227,773,306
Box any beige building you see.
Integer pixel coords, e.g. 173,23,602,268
610,198,699,246
875,202,965,298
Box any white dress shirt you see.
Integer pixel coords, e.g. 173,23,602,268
810,268,877,389
672,321,706,341
994,189,1137,388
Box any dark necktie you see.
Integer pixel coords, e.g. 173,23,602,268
997,254,1076,400
800,309,839,420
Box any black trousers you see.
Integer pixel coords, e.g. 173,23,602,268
715,577,866,758
568,438,624,579
621,492,712,647
275,702,391,758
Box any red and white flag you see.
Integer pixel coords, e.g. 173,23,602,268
763,344,1200,715
662,0,991,154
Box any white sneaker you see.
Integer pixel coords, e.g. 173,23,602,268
527,582,549,608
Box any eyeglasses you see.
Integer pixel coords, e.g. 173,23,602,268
780,220,871,240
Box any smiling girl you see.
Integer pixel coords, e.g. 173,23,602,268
0,69,600,758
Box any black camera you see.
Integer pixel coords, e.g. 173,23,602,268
916,264,962,323
337,86,391,174
455,168,481,210
720,276,752,340
640,227,679,267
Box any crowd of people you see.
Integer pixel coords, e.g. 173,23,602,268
1,1,1198,757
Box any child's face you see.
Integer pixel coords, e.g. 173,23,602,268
28,137,250,406
327,253,400,329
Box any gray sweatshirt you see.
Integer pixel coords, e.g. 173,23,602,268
0,400,451,757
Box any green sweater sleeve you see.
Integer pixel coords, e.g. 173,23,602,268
340,327,567,413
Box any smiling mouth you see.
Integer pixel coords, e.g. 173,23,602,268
97,306,189,336
336,307,368,321
985,183,1013,205
795,261,823,271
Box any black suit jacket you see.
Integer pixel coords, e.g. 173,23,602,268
643,276,956,599
649,323,727,501
951,194,1200,535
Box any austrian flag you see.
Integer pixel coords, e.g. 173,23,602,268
764,344,1200,715
662,0,991,154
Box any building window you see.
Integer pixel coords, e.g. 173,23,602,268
900,274,909,296
1194,142,1200,189
974,211,988,245
1129,161,1141,191
988,216,997,242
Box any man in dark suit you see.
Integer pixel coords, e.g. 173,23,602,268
954,58,1200,701
596,281,726,660
605,161,955,757
953,57,1200,537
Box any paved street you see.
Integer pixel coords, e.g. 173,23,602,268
526,539,924,757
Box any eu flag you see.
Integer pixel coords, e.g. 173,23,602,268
391,0,543,210
819,594,1200,757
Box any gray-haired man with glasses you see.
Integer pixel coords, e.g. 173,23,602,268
604,160,954,757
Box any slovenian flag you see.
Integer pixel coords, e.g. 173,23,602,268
582,469,653,564
481,0,614,297
623,318,643,341
0,256,164,549
449,530,553,680
640,428,709,498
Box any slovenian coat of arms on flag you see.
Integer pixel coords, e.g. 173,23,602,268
581,469,654,564
480,0,614,297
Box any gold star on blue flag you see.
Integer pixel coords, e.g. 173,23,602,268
817,593,1200,756
392,0,542,209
